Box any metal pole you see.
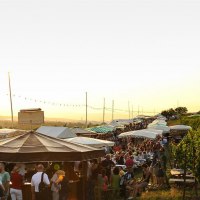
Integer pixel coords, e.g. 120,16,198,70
8,72,14,128
103,98,105,124
85,92,88,128
112,100,114,121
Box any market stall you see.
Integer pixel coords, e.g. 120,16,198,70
0,131,104,200
64,136,114,148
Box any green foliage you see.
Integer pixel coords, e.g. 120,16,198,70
161,108,177,119
161,107,188,120
172,130,200,182
181,118,200,130
175,107,188,115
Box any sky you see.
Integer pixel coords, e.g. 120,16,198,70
0,0,200,122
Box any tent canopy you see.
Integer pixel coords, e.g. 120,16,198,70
64,137,114,148
170,125,192,131
36,126,76,139
0,132,104,162
147,124,170,133
119,129,162,139
0,129,27,139
87,125,115,134
70,128,96,136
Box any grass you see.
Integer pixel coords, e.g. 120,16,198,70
138,188,199,200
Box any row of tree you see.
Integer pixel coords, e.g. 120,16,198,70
161,107,188,119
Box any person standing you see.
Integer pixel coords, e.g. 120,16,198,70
59,173,69,200
31,164,50,200
0,163,10,200
51,170,67,200
111,167,120,199
10,165,24,200
101,155,114,183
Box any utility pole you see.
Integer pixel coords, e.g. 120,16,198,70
85,92,88,128
128,101,130,119
103,98,105,124
132,105,133,119
137,105,140,116
177,100,179,108
8,72,14,128
112,100,114,121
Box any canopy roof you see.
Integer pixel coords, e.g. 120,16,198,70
87,125,115,134
109,118,142,127
36,126,76,139
64,137,114,148
0,129,27,139
70,128,96,135
0,132,104,162
119,129,162,139
169,125,192,131
147,124,170,133
150,119,167,126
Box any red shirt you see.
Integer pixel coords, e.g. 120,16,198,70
11,172,23,190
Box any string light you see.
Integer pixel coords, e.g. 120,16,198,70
3,93,156,114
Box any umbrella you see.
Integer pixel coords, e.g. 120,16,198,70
64,137,114,148
118,129,162,139
0,132,104,163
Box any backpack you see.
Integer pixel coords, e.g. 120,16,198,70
38,173,49,193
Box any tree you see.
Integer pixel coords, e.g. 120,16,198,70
161,108,176,119
175,107,188,115
172,130,200,197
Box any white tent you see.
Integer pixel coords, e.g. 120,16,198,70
147,124,170,133
0,129,26,139
0,129,17,135
64,137,114,148
151,119,167,126
118,129,162,139
70,128,96,136
36,126,76,139
169,125,192,131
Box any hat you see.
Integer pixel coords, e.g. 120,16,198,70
56,170,65,176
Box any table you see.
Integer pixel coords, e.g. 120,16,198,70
170,169,184,176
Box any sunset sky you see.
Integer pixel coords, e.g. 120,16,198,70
0,0,200,122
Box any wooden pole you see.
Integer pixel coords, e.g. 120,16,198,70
182,142,187,200
131,105,133,119
103,98,105,124
8,72,14,128
112,100,114,121
85,92,88,128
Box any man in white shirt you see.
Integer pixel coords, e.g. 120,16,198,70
31,164,50,200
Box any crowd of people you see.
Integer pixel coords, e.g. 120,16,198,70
0,134,168,200
0,163,69,200
86,135,169,200
0,117,170,200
